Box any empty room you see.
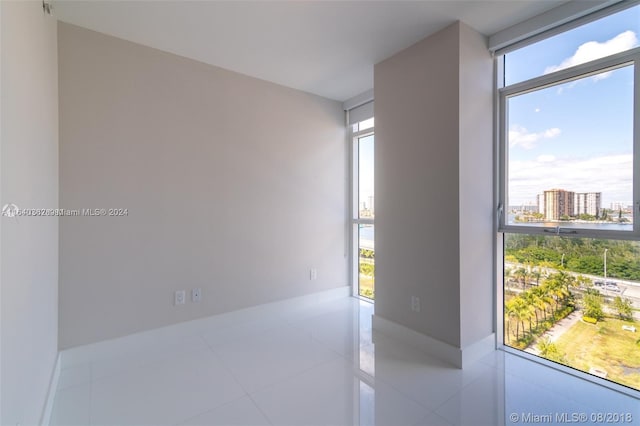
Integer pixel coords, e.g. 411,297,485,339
2,0,640,425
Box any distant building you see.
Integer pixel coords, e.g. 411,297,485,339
574,192,601,217
537,194,544,214
543,189,574,220
610,202,627,212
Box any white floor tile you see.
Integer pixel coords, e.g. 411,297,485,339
90,349,245,426
434,367,505,426
250,359,354,426
251,358,430,426
413,412,454,426
91,334,210,381
178,395,271,426
293,307,372,360
211,324,341,393
369,379,433,426
370,334,491,411
49,294,640,426
50,383,91,426
278,296,360,323
503,353,640,417
200,316,290,349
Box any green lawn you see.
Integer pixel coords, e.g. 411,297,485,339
554,317,640,390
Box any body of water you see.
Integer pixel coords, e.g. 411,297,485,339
507,214,632,231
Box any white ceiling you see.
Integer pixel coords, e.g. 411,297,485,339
54,0,567,102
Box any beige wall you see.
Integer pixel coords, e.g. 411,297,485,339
58,23,347,349
375,23,462,347
374,22,493,360
458,23,494,348
1,1,59,424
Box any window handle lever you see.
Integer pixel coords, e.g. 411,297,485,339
543,226,577,235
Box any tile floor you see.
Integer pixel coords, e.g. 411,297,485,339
51,295,640,426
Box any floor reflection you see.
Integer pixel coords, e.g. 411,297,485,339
50,296,638,426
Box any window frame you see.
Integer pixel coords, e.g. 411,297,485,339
495,3,640,397
497,47,640,241
351,123,375,301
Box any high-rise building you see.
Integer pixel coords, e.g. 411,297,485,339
575,192,601,217
543,189,575,220
537,194,544,214
610,201,626,211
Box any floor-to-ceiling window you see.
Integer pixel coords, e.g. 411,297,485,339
350,106,375,300
497,2,640,393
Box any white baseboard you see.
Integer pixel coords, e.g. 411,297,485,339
40,352,61,425
372,314,495,369
461,333,496,367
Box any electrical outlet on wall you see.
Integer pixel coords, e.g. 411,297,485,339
192,288,202,303
174,290,186,306
310,268,318,280
411,296,421,312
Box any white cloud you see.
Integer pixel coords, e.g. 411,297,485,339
509,125,561,150
534,108,541,113
537,155,556,162
508,153,632,205
544,31,639,77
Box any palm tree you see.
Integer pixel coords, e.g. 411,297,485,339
542,278,568,315
532,286,552,322
504,267,515,288
575,274,592,288
506,297,533,341
556,270,577,295
514,267,529,289
504,299,519,341
521,291,538,331
530,267,543,287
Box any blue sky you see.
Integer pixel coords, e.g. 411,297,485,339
506,4,639,207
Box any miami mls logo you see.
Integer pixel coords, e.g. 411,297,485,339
2,203,19,218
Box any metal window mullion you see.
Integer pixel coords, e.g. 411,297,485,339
498,82,508,231
353,128,374,139
492,0,637,56
634,54,640,235
494,55,505,350
499,53,639,239
500,224,640,241
501,47,639,97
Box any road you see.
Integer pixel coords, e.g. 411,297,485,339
505,262,640,312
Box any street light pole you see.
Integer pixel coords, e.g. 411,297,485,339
603,248,609,295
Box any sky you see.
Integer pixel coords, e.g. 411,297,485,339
505,4,639,208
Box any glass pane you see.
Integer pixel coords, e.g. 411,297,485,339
359,117,374,131
358,224,374,299
359,380,375,425
505,4,639,85
358,135,374,219
506,65,634,230
504,233,640,392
